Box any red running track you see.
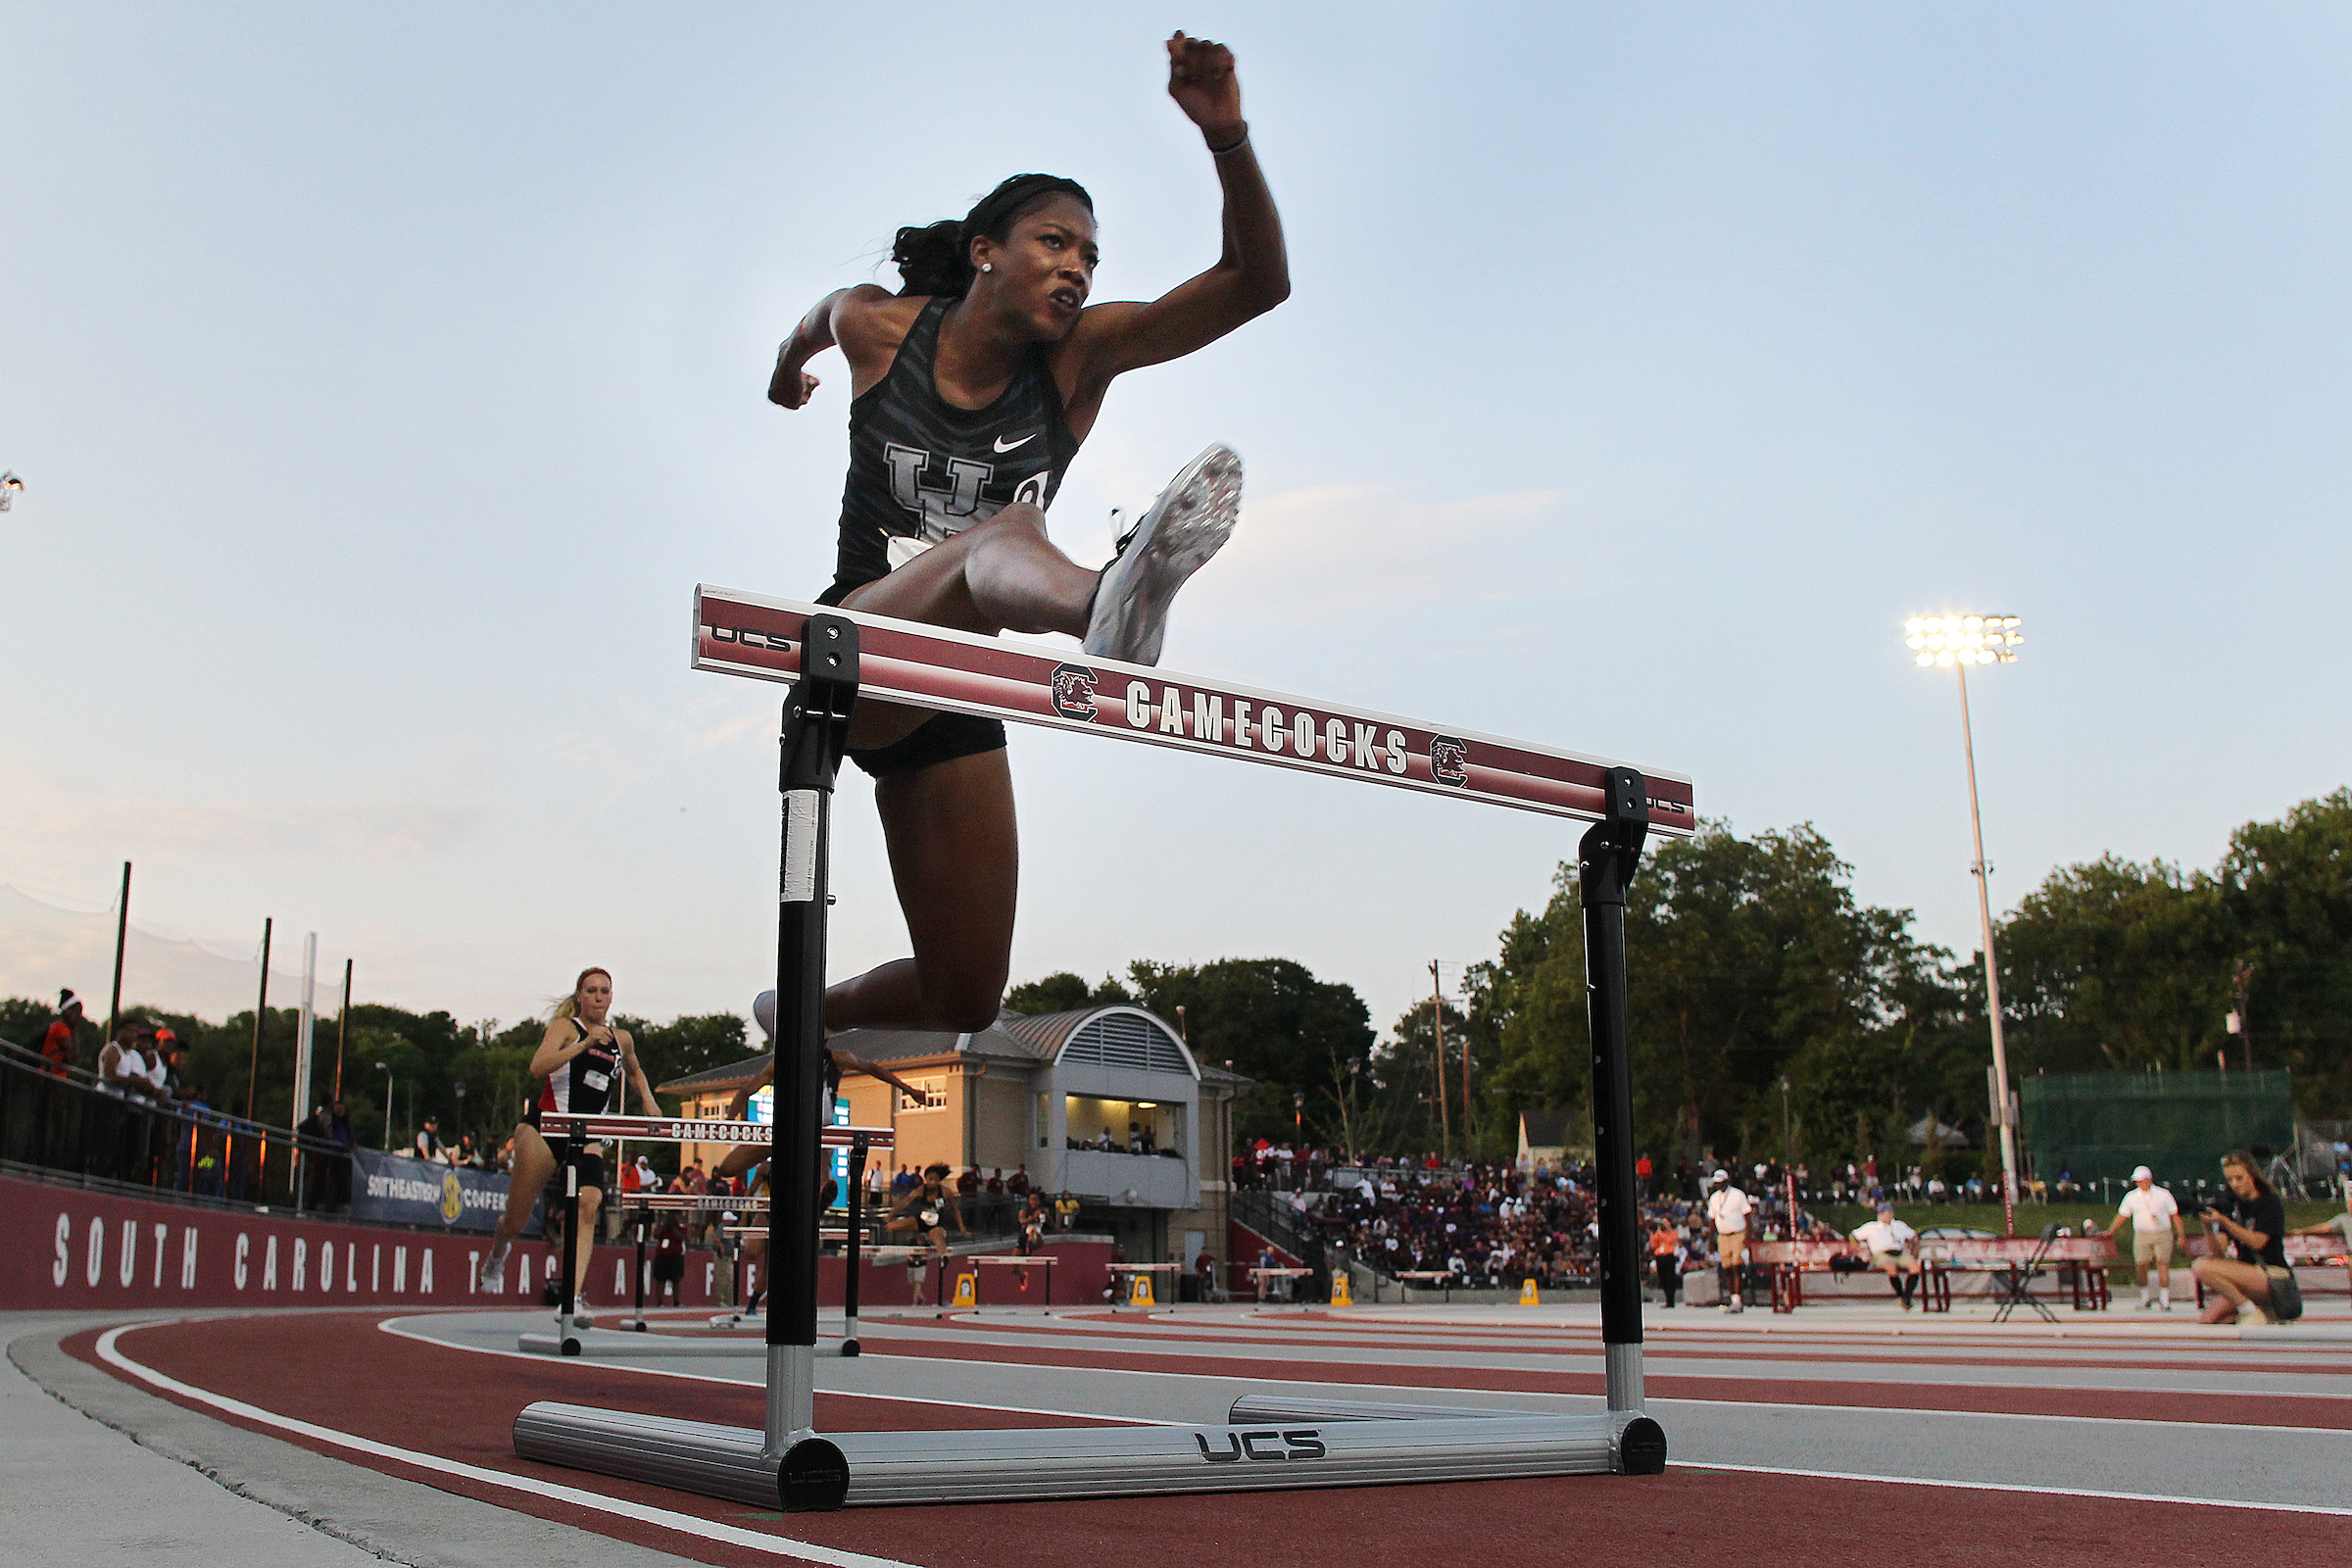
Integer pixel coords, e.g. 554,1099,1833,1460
74,1311,2352,1568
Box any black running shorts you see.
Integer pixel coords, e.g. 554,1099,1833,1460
813,580,1010,779
849,711,1007,778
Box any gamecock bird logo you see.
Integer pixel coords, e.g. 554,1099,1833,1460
1049,662,1101,722
1430,736,1470,787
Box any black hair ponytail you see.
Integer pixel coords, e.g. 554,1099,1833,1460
891,172,1094,297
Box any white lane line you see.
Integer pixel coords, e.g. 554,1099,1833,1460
373,1314,1167,1426
1674,1459,2352,1517
94,1324,925,1568
786,1349,2352,1438
837,1330,2352,1405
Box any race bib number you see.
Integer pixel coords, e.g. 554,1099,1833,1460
582,1069,610,1092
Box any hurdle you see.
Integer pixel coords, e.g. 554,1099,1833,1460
515,1115,890,1356
513,589,1692,1506
966,1253,1056,1307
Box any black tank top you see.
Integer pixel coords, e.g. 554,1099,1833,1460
529,1019,619,1124
826,296,1080,600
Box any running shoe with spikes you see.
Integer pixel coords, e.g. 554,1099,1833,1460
1082,443,1242,666
477,1242,510,1293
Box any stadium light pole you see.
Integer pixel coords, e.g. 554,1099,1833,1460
1905,613,2025,1239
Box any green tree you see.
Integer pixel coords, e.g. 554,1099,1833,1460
1995,856,2230,1074
1004,971,1136,1014
2220,788,2352,1113
1124,957,1374,1147
1462,820,1961,1174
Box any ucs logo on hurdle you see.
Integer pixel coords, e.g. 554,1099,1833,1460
1194,1428,1327,1463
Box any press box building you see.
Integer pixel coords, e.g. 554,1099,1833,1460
659,1004,1250,1270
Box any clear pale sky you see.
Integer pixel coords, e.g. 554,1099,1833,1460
6,6,2347,1043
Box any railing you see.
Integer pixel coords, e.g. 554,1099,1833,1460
1232,1187,1323,1266
0,1037,350,1214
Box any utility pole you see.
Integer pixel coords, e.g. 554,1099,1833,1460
1455,971,1472,1149
2230,959,2256,1071
1957,661,2019,1239
334,958,353,1100
106,861,132,1046
1429,961,1450,1161
247,917,272,1121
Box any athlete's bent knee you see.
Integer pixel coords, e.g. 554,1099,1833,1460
931,988,1005,1034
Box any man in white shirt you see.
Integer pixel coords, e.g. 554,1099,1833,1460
1704,1171,1751,1313
1850,1202,1923,1309
2096,1164,2185,1310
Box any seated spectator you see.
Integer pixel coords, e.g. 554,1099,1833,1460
986,1168,1006,1196
956,1165,981,1197
1007,1162,1032,1198
1850,1202,1924,1309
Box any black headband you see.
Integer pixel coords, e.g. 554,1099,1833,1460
963,174,1092,245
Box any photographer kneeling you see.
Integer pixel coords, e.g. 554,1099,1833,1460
2190,1151,2301,1326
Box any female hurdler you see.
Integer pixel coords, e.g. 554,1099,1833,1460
768,30,1289,1039
476,967,663,1315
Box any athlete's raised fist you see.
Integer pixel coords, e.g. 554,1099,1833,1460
1166,31,1243,139
770,352,820,410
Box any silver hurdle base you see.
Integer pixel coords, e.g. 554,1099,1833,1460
514,1401,1662,1512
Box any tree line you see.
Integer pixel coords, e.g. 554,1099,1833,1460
11,788,2342,1177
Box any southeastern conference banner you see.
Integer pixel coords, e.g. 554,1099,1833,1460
350,1148,523,1234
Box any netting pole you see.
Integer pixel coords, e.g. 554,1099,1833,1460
1579,767,1649,1413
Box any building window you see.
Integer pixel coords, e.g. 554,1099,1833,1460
898,1077,948,1112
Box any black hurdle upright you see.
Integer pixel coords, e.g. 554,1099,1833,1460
625,1206,649,1330
1580,766,1653,1424
552,1127,584,1354
842,1130,868,1356
765,614,859,1489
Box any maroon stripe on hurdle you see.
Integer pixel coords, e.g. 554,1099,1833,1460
691,587,1696,831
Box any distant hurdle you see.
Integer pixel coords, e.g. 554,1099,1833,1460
513,589,1692,1506
517,1115,890,1355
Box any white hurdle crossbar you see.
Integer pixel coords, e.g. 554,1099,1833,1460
514,592,1684,1506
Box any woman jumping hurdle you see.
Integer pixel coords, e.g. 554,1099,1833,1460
768,30,1289,1036
476,966,663,1316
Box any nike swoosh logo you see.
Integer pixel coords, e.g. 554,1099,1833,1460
993,433,1036,453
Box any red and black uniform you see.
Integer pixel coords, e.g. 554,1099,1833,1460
819,295,1079,778
527,1019,619,1190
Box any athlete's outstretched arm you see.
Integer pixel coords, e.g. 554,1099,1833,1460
1065,32,1290,387
768,285,905,407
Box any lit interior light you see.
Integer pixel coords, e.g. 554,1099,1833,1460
1936,650,1955,666
1915,653,1935,666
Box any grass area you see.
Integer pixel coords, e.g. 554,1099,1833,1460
1808,1200,2348,1238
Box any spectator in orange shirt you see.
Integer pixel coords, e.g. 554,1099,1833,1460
1648,1220,1685,1308
41,992,84,1077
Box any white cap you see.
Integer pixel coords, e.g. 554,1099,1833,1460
2132,1165,2153,1182
1709,1169,1728,1184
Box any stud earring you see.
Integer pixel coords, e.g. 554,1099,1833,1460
980,263,993,273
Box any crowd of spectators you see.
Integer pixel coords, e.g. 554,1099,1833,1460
1250,1147,1831,1292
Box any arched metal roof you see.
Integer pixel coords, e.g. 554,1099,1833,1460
997,1005,1199,1080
